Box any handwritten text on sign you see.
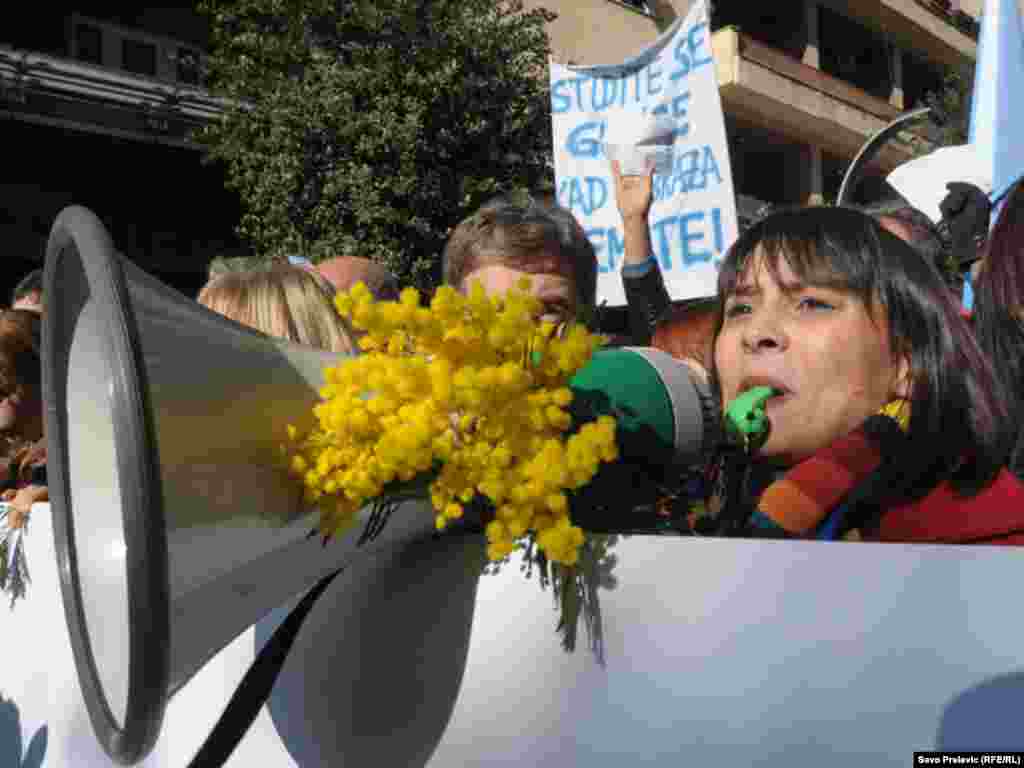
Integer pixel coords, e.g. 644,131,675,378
550,1,737,306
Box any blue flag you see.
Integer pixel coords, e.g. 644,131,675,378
969,0,1024,206
963,0,1024,308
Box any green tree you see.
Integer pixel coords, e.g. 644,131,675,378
923,67,972,149
196,0,557,289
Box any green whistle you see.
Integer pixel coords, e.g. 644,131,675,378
724,386,779,452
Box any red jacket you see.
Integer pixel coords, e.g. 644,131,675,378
869,468,1024,545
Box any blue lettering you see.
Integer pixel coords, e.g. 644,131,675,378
572,77,590,111
649,211,719,268
651,216,676,270
607,226,625,270
712,207,724,254
701,145,723,186
568,178,588,212
566,121,606,159
647,93,690,141
652,172,668,202
650,147,726,203
559,176,609,215
592,78,619,112
672,92,691,137
633,70,644,103
647,64,663,97
586,228,612,274
670,35,691,81
689,23,713,68
551,79,572,114
671,22,713,80
587,177,608,214
680,211,712,265
677,149,701,192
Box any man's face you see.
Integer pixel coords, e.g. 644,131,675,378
460,262,578,326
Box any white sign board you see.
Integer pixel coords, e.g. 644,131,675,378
550,1,739,307
9,504,1024,766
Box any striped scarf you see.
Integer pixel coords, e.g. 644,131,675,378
749,399,910,537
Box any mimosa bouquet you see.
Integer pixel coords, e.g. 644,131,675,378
284,277,620,565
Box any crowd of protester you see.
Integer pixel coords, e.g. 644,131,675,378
1,270,48,529
5,162,1024,547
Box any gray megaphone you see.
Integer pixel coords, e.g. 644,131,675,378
42,205,717,765
41,206,474,765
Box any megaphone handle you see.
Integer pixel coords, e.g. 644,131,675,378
186,567,344,768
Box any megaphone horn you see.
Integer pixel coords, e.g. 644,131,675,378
42,206,437,764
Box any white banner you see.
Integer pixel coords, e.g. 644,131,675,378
550,0,738,306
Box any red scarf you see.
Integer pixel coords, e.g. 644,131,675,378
870,470,1024,545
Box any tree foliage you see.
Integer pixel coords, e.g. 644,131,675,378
196,0,557,288
923,67,972,149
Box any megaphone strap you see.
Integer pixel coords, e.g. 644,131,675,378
186,567,344,768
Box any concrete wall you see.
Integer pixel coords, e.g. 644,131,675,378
523,0,664,66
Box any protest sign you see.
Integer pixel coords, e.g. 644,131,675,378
550,0,737,307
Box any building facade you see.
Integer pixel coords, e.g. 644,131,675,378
0,1,987,298
0,7,242,298
533,0,984,220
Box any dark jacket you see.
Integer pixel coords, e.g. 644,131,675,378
622,260,671,346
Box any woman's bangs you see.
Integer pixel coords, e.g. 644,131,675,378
719,212,876,301
722,234,858,298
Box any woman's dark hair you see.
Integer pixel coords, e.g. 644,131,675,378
971,179,1024,477
710,206,1012,498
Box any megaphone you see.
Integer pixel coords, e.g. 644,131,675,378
41,206,442,764
42,205,718,765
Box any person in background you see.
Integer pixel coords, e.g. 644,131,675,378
611,159,672,347
859,199,945,266
312,256,401,302
0,310,47,528
10,269,43,314
971,178,1024,480
650,300,717,373
443,191,598,328
197,263,358,354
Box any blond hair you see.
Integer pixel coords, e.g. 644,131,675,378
197,264,356,354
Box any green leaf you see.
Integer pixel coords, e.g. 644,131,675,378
199,0,556,288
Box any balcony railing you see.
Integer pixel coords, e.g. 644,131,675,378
911,0,980,39
0,46,226,123
735,32,903,123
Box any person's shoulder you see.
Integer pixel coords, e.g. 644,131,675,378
876,468,1024,544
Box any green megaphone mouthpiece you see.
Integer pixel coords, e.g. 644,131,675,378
724,385,781,452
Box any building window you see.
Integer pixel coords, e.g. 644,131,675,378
902,53,945,111
122,39,157,77
727,118,804,207
818,8,893,101
176,47,201,85
822,152,847,203
711,0,807,60
75,24,103,65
